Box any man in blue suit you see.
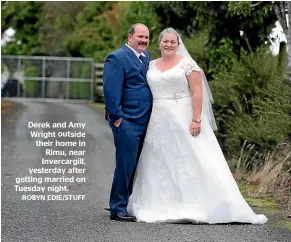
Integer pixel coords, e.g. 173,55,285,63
103,23,153,222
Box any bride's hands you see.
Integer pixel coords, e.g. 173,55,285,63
190,121,201,136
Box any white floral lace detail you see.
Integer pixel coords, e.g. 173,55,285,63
180,58,201,76
147,58,193,101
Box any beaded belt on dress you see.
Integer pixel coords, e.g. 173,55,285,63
154,93,191,100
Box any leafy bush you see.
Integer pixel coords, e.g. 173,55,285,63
183,30,208,70
211,46,291,163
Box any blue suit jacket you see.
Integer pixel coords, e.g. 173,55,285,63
103,44,153,124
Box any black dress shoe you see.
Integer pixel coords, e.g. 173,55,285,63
110,212,136,222
104,208,110,212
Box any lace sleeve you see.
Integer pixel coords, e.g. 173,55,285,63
181,58,201,76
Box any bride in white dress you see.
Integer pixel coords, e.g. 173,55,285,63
127,28,268,224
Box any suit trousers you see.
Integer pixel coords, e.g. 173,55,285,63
109,119,147,215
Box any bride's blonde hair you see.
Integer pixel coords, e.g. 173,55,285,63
158,28,181,44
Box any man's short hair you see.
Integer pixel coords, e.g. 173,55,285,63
128,25,135,35
128,23,147,35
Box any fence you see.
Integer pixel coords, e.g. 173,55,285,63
95,63,104,102
1,55,99,102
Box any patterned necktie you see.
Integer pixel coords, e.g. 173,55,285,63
139,55,146,66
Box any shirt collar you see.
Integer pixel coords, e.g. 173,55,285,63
125,43,146,58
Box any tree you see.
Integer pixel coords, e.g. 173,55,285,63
150,1,276,77
210,46,291,157
38,1,86,56
64,1,161,61
228,1,291,83
64,1,115,60
272,1,291,83
1,1,43,55
119,1,162,58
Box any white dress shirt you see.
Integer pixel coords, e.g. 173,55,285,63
125,43,146,62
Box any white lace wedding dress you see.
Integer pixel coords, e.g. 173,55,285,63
127,57,268,224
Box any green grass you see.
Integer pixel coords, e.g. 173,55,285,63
245,197,278,208
281,221,291,230
239,183,291,231
239,184,279,208
271,219,291,231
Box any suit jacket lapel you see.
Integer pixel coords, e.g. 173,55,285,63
122,44,147,77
